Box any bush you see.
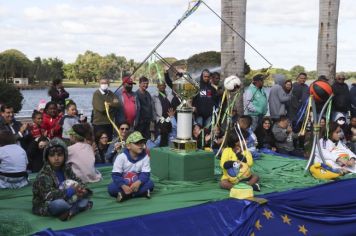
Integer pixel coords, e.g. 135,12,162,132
0,82,23,113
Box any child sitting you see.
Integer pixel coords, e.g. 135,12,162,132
220,131,260,191
272,115,304,157
105,122,130,163
254,117,277,152
29,110,46,139
67,123,102,183
349,116,356,153
315,122,356,173
108,131,154,202
27,136,49,173
41,101,63,139
147,108,177,150
32,138,93,220
93,131,110,164
0,130,29,189
238,115,260,159
61,102,79,144
334,112,350,145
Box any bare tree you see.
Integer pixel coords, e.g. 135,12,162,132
221,0,246,115
317,0,340,84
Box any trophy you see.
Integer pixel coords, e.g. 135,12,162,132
172,73,200,151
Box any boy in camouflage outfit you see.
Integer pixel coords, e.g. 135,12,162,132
32,138,93,220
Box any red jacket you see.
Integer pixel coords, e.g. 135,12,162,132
29,123,45,138
41,113,63,139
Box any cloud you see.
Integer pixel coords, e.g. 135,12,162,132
0,0,355,72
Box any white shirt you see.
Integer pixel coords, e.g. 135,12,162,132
315,139,356,172
0,144,28,173
112,151,151,174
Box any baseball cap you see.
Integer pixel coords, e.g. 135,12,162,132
126,131,146,144
122,76,136,85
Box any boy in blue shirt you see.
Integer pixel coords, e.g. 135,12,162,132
108,131,154,202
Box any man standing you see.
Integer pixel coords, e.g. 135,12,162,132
289,72,309,150
332,73,351,120
192,69,218,128
350,82,356,117
136,76,154,139
92,78,119,142
153,80,176,123
114,76,140,129
243,74,268,131
289,73,309,125
48,79,69,112
268,74,291,122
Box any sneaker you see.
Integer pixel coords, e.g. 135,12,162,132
116,192,130,203
252,183,261,192
117,192,123,202
86,201,93,210
59,210,72,221
145,189,151,199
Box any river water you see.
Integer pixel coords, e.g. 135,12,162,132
18,86,164,118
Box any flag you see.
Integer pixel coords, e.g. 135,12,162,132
175,0,202,27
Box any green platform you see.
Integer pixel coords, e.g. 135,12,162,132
150,147,215,181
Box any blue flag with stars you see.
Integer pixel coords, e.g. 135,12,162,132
234,178,356,235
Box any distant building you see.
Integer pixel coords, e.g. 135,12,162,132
13,78,29,85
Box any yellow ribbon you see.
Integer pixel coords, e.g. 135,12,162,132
215,90,227,127
299,96,312,136
104,101,123,142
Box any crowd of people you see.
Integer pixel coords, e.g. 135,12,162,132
0,69,355,221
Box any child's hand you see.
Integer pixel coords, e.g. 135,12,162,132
234,145,241,153
287,126,292,134
347,159,355,167
130,181,142,192
75,186,87,198
92,142,97,152
122,185,133,195
337,157,348,167
20,123,29,134
114,142,122,152
205,134,211,142
167,108,175,118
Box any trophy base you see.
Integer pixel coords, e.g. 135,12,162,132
172,139,197,152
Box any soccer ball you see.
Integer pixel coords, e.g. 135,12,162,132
224,75,241,91
124,172,138,187
309,80,333,102
59,179,79,203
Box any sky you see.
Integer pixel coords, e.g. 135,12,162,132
0,0,355,72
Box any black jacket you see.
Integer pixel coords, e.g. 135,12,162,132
332,82,351,113
192,79,218,119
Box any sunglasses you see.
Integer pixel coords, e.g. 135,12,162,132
120,127,129,131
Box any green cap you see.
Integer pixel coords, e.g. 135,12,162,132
126,131,146,144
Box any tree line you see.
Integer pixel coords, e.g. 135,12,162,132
0,48,355,86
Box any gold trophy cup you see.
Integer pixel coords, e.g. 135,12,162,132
172,74,200,151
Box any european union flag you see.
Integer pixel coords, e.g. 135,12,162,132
236,178,356,235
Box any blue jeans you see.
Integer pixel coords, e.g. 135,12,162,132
48,198,89,216
108,180,154,198
195,116,212,128
250,115,263,132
